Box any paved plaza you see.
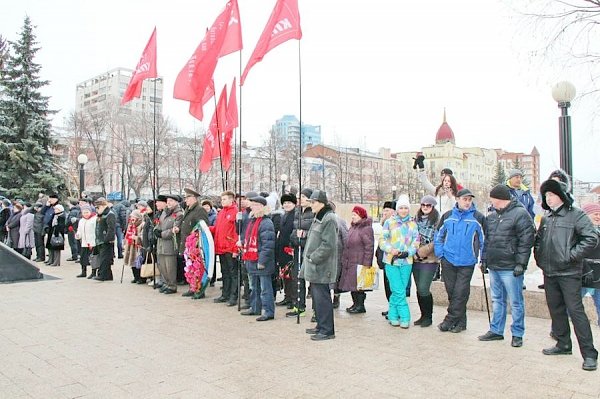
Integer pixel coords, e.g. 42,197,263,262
2,259,600,399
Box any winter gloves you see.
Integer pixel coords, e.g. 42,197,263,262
513,265,525,277
391,251,409,263
412,155,425,170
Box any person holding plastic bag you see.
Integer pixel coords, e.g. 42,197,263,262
379,195,420,328
338,206,374,314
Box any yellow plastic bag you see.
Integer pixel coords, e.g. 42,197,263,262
356,265,379,291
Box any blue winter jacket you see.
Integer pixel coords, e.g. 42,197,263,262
506,182,535,219
434,204,485,267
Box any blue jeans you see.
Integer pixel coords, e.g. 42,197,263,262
250,274,274,317
489,269,525,337
385,263,413,323
582,288,600,326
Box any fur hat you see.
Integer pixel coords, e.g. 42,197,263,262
396,194,411,209
383,200,397,210
352,206,368,219
280,193,297,205
540,179,572,210
548,169,572,191
489,184,511,201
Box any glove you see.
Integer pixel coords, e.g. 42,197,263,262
257,264,265,270
391,251,409,263
412,155,425,170
480,262,488,274
583,272,594,287
513,265,525,277
153,229,162,239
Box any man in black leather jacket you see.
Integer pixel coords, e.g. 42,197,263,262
478,185,535,348
534,179,598,371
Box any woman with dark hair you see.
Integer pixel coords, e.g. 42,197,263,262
412,195,441,327
417,169,458,215
46,204,66,266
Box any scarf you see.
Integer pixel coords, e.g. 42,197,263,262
125,221,139,245
242,217,262,261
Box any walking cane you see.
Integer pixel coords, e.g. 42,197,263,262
120,258,125,283
296,245,302,325
481,267,491,323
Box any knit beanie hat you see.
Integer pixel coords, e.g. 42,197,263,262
352,206,368,219
489,184,511,200
582,203,600,215
396,194,411,209
508,169,523,179
420,195,437,206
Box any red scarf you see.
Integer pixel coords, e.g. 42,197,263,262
242,217,262,261
125,221,138,246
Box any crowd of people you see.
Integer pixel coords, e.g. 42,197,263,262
2,158,599,370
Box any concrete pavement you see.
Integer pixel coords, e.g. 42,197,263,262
1,258,599,399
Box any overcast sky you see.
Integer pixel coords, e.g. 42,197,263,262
1,0,599,183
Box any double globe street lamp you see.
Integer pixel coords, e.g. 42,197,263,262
280,173,288,194
551,81,576,188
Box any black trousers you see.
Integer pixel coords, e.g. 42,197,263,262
383,267,392,301
545,274,598,359
34,232,45,260
291,250,306,310
312,283,334,336
97,243,114,280
441,260,474,328
219,253,238,301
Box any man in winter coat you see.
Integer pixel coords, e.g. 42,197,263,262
93,197,116,281
154,195,183,294
66,200,81,261
434,188,485,333
211,191,239,305
112,199,130,259
506,169,535,219
32,203,45,261
302,190,338,341
240,196,276,321
286,188,314,318
276,193,297,307
178,188,210,297
478,185,535,348
534,179,598,371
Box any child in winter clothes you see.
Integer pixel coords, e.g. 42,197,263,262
75,205,96,278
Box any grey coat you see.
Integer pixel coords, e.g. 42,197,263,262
157,205,183,256
301,206,339,284
6,211,22,249
18,210,34,249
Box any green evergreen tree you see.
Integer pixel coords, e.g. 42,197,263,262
491,162,507,188
0,17,62,199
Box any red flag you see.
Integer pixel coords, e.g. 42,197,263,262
174,1,239,104
220,0,243,57
121,28,158,105
199,85,228,173
240,0,302,86
222,77,238,170
189,78,215,121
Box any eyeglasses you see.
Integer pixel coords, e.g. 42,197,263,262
420,204,433,208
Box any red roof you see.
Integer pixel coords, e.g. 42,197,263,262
435,109,455,144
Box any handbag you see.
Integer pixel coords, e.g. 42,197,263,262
50,235,64,248
89,253,99,270
133,248,145,270
356,265,379,291
140,252,159,278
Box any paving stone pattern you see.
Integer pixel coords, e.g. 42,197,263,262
1,260,599,399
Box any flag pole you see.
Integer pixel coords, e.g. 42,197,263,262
296,40,303,325
237,51,243,311
212,95,226,192
152,77,158,289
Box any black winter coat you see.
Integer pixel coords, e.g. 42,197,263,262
6,211,22,249
534,205,598,277
33,210,45,235
46,213,65,250
582,226,600,289
290,206,314,248
95,207,116,246
482,200,535,270
275,210,295,266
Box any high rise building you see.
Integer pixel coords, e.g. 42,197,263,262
272,114,321,149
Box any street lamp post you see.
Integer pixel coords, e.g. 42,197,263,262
551,81,576,188
77,153,88,197
280,173,288,194
391,185,397,200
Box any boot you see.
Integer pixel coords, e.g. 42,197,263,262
420,294,433,327
132,267,142,283
76,266,87,278
51,251,61,266
87,268,97,279
348,292,366,314
332,294,340,309
346,291,358,312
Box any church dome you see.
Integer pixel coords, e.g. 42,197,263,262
435,109,455,144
